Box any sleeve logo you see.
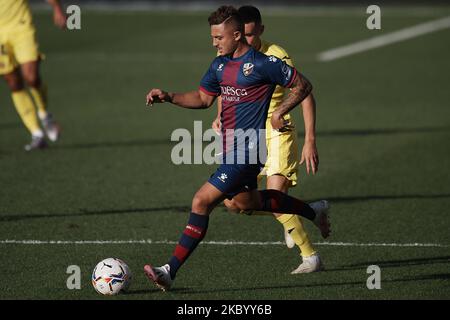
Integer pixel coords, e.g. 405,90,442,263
282,63,292,81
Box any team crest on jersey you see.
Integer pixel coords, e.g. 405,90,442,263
217,63,224,71
242,63,254,76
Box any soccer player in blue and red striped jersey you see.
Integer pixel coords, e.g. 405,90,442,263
144,6,330,291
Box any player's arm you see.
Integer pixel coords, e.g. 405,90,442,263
146,88,216,109
278,48,318,174
268,50,318,173
47,0,66,29
271,72,312,130
212,97,222,134
146,59,219,109
211,51,223,134
299,93,319,174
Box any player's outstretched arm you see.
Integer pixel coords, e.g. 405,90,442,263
271,73,312,131
47,0,67,29
146,89,216,109
299,93,319,175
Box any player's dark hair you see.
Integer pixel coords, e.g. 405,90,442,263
208,5,244,34
238,5,262,25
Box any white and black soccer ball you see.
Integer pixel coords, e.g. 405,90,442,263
92,258,132,295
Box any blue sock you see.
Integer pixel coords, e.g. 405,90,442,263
168,212,209,279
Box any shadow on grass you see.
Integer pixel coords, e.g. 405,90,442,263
122,257,450,296
300,125,450,138
1,193,450,222
170,273,450,296
125,287,191,295
0,205,191,222
0,122,21,130
326,256,450,272
50,138,175,150
2,124,447,150
310,193,450,203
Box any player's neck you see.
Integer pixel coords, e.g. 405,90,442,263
254,39,262,51
232,43,251,59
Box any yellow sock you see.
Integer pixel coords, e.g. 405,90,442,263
11,90,43,136
277,214,316,257
29,83,48,119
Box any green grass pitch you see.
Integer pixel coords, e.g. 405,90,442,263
0,6,449,300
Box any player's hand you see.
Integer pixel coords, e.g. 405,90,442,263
212,117,221,135
300,140,319,175
146,89,170,106
271,112,294,132
53,7,67,29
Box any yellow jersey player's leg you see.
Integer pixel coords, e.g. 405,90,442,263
265,118,322,274
222,78,323,273
1,27,46,150
247,4,323,273
0,0,66,150
216,5,324,274
14,27,48,118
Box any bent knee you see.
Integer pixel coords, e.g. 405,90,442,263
192,192,213,213
23,73,40,88
3,72,24,91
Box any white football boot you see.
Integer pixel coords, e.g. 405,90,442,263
144,264,173,291
40,113,60,142
24,134,47,151
310,200,331,239
284,229,295,249
291,253,324,274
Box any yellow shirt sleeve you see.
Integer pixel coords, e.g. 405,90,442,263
265,43,295,69
261,41,298,118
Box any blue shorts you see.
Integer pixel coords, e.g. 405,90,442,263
208,164,263,199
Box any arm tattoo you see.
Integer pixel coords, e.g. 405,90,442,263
276,74,312,116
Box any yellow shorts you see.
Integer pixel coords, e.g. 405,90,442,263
259,120,300,187
0,24,40,75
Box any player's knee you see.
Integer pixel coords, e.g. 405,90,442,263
3,72,24,91
191,193,211,213
23,72,40,88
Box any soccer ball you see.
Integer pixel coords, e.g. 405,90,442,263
92,258,132,295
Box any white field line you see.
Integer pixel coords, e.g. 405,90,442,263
318,15,450,62
0,240,448,247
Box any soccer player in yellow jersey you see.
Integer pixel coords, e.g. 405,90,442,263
0,0,66,150
212,6,324,273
